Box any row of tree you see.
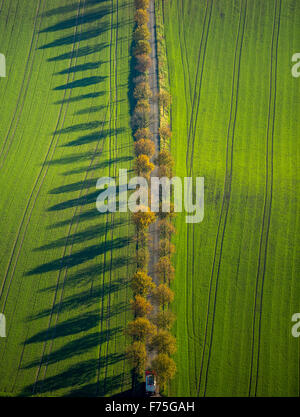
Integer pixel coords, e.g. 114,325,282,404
126,0,177,391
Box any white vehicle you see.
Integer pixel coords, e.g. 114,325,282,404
145,370,156,395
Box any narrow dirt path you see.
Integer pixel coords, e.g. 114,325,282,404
147,0,161,395
148,0,160,322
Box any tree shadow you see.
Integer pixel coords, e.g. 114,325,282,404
54,75,106,90
24,312,103,345
48,43,108,62
23,331,123,369
63,127,125,147
40,0,105,18
19,360,124,396
26,237,129,275
40,4,113,33
54,91,104,104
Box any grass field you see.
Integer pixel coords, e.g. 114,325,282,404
0,0,135,396
163,0,300,396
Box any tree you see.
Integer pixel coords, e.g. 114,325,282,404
158,125,172,141
159,239,175,257
151,353,176,387
134,154,154,178
155,148,174,167
134,40,151,56
157,91,171,115
134,9,149,26
130,295,153,317
126,317,156,341
158,219,176,238
131,270,156,296
153,310,176,330
131,109,150,129
134,139,155,158
133,25,150,41
134,127,151,140
133,74,147,84
126,341,147,375
155,149,174,178
135,99,150,113
134,0,149,10
135,54,152,73
152,284,174,305
149,330,177,355
132,209,156,231
133,82,151,100
155,256,175,282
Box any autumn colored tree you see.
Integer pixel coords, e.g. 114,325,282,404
157,91,171,115
152,310,176,330
135,154,154,178
134,138,155,158
134,127,151,140
132,209,156,231
151,353,176,387
155,256,175,282
134,40,151,56
135,54,152,73
155,148,174,167
135,99,150,113
133,24,150,41
126,317,156,341
155,149,174,178
134,0,149,9
158,239,175,257
130,295,153,317
158,125,172,141
133,82,152,100
126,341,147,375
149,330,177,355
134,9,149,26
131,269,156,296
158,219,176,238
152,284,174,305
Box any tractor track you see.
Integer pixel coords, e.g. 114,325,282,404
0,0,84,368
96,0,118,396
248,0,281,397
196,0,247,397
102,0,119,395
185,0,212,175
0,0,43,168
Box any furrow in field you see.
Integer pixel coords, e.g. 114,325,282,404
0,0,84,357
185,0,212,173
96,0,116,395
181,1,212,390
102,0,119,394
0,0,43,168
248,0,281,397
196,0,247,397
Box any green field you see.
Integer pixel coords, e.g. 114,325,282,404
0,0,299,398
163,0,300,396
0,0,135,396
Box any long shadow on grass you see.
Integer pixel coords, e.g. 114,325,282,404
19,359,124,397
23,0,134,397
23,331,123,368
26,237,129,275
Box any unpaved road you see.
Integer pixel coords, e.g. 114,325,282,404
147,0,160,383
